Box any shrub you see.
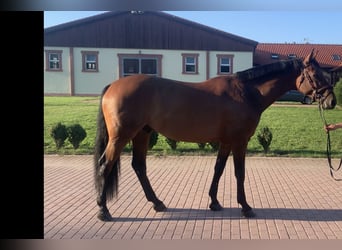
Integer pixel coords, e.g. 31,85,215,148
334,78,342,106
50,122,68,149
149,130,159,150
209,142,220,151
197,143,206,150
257,126,273,154
67,124,87,149
166,137,178,150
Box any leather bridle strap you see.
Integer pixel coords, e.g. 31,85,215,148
300,68,333,100
314,85,333,100
299,68,316,93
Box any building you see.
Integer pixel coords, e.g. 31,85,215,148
254,43,342,85
44,11,258,96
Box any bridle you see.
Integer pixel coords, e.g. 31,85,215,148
299,65,333,102
300,64,341,181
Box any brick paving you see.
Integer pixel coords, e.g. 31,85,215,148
44,155,342,239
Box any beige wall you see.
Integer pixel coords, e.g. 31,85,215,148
44,47,71,95
73,48,117,95
44,47,254,95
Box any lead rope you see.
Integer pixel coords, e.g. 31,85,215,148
318,102,342,181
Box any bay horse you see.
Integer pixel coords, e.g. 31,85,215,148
94,50,336,221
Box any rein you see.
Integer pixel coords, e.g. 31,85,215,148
297,54,341,180
318,101,342,181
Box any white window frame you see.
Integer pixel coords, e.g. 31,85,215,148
45,50,62,71
82,51,99,72
182,53,199,74
216,54,234,75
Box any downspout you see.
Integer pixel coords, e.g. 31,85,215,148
69,47,75,96
206,50,210,80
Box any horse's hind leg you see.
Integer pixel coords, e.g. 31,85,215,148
96,162,115,221
131,129,166,212
96,138,128,221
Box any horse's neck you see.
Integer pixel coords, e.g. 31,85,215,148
253,72,299,112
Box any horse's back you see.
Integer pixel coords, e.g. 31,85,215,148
101,74,258,142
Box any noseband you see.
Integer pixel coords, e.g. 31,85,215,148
299,66,333,102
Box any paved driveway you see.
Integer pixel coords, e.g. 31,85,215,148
44,155,342,239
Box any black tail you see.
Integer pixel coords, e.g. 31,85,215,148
94,84,120,201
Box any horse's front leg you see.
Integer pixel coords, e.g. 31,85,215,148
209,144,231,211
232,143,255,218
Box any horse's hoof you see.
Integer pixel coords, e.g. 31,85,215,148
97,210,113,221
154,202,167,212
241,209,256,218
209,202,223,211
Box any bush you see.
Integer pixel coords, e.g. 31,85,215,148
257,126,273,154
334,78,342,106
50,122,68,149
197,143,206,150
209,142,220,151
149,130,159,150
67,124,87,149
166,137,178,150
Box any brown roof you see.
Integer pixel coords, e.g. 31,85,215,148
44,11,257,51
255,43,342,68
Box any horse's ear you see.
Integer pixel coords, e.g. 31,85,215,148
313,49,319,59
303,49,316,66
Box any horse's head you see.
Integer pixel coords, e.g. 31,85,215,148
296,49,336,109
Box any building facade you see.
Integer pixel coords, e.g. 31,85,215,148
44,11,258,96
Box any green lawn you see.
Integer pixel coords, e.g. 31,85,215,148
44,96,342,158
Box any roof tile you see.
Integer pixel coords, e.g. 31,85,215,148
255,43,342,68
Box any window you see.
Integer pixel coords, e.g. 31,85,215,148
141,59,157,75
118,54,162,77
122,58,157,76
332,54,341,61
124,59,139,75
288,53,297,59
217,54,234,75
182,53,199,74
45,50,62,71
82,51,99,72
185,57,195,72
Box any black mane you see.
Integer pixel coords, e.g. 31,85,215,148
236,58,303,82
